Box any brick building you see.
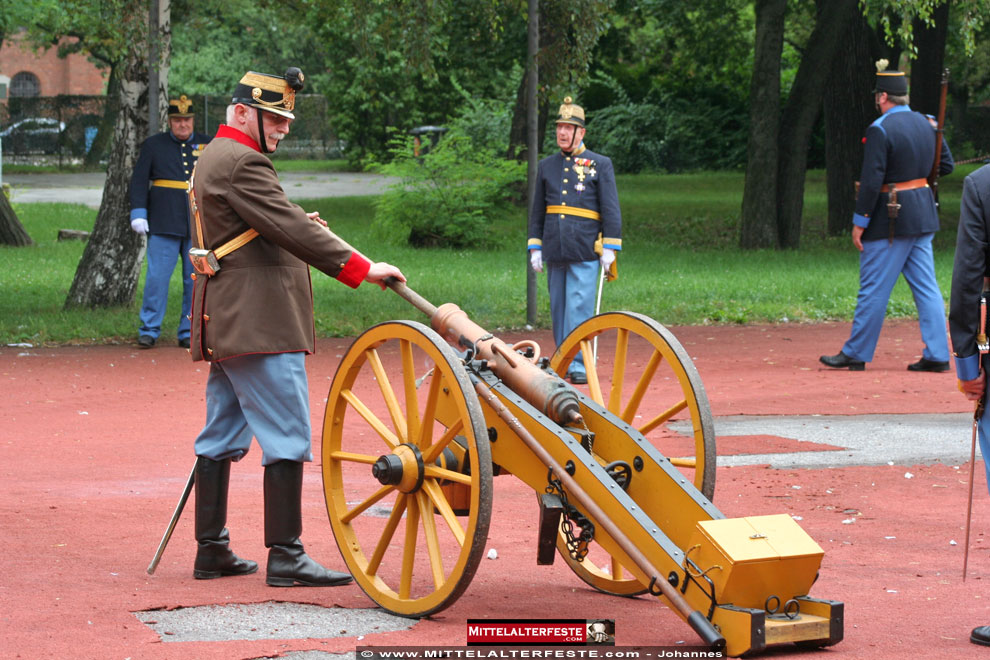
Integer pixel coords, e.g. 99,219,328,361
0,32,107,100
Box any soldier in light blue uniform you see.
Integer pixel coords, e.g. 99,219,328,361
129,95,211,349
820,61,953,372
528,97,622,384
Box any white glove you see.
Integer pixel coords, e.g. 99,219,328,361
130,218,149,235
599,248,615,269
530,249,543,273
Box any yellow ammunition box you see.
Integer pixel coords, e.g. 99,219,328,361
688,513,823,610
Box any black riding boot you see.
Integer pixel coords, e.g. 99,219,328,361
264,459,353,587
193,457,259,579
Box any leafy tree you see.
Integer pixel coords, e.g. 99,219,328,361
170,0,329,96
740,0,989,250
505,0,615,161
580,1,753,173
15,0,166,306
372,96,525,248
0,2,32,245
286,0,523,163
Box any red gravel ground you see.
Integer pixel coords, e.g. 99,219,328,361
2,319,987,659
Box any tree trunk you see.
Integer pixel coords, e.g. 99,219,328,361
910,1,950,117
85,73,119,168
507,68,550,162
775,0,860,249
739,0,786,250
65,33,151,308
507,71,529,161
824,13,877,236
0,190,33,247
152,0,171,131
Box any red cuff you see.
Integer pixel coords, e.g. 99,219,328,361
337,251,371,289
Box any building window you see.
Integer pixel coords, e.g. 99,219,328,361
10,71,40,97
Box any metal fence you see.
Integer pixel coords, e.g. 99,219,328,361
0,93,342,164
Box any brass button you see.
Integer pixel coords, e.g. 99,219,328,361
190,273,197,280
186,314,192,320
563,179,568,183
207,347,214,355
203,314,210,321
562,190,567,195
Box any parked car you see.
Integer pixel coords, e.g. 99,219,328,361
0,117,67,155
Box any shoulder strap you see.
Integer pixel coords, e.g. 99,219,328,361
188,164,259,257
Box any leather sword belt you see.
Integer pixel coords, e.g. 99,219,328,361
545,205,601,221
152,179,190,190
881,178,928,193
187,166,258,277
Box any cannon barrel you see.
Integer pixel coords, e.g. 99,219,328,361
386,278,581,426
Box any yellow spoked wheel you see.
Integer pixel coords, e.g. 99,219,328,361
322,321,492,617
550,312,716,596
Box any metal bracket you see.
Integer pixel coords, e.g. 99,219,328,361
536,492,564,565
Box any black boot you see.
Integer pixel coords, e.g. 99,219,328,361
264,460,353,587
193,457,259,579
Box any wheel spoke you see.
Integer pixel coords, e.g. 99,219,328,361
415,365,444,448
621,349,663,424
367,348,407,442
400,339,422,447
640,398,688,435
328,450,378,465
581,339,604,403
670,456,697,468
400,493,421,598
417,491,446,589
421,417,464,464
340,484,395,524
608,329,630,415
342,388,400,449
424,465,472,486
422,479,466,545
367,493,408,576
610,556,624,579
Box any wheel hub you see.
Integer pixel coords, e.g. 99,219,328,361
372,443,425,493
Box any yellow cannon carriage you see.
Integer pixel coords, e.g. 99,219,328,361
321,282,842,656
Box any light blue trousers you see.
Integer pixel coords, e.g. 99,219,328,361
977,405,990,496
842,233,949,363
194,352,314,465
139,233,193,341
547,260,599,376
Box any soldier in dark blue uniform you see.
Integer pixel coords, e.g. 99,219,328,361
129,94,211,349
528,97,622,384
820,61,953,372
948,163,990,647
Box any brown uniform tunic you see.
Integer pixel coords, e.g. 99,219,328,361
189,125,369,362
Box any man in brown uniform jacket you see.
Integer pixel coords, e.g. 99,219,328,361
188,67,405,587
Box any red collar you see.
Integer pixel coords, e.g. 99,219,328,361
215,124,261,152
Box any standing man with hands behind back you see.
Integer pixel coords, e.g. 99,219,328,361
129,95,211,349
186,67,406,587
528,97,622,385
820,60,954,373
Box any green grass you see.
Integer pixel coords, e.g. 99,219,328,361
271,158,350,173
0,165,981,345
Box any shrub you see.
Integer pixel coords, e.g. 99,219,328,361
372,128,525,248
